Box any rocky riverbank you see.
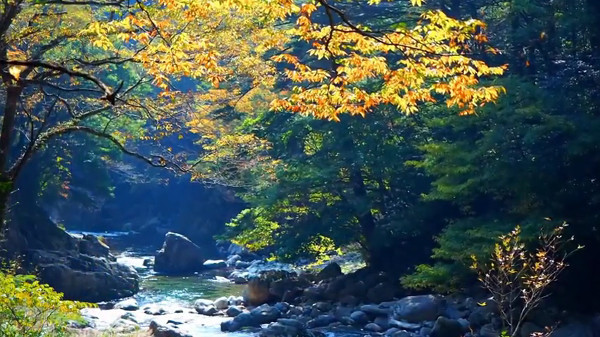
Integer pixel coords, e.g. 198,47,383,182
1,216,139,302
29,230,594,337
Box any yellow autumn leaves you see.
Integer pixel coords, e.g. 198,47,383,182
271,6,506,119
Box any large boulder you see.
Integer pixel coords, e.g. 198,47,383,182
242,269,302,306
154,232,206,275
392,295,445,323
28,249,139,302
1,209,138,303
78,234,110,258
243,277,272,306
316,262,342,281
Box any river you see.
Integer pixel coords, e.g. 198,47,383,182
71,231,251,336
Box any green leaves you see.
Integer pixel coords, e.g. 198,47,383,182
0,270,95,337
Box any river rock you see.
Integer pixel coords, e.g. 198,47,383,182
313,301,331,312
114,298,139,311
227,255,242,266
260,322,300,337
221,313,254,332
251,304,282,323
150,320,192,337
154,232,205,275
196,305,218,316
430,316,464,337
361,304,391,317
244,277,272,306
367,282,397,303
306,314,337,328
393,295,445,323
316,262,342,281
365,322,384,332
350,310,370,325
222,304,282,332
204,259,227,269
278,318,305,329
374,316,392,330
31,250,139,302
226,306,243,317
144,304,168,315
79,234,110,257
214,296,229,310
235,260,252,269
389,319,421,330
109,318,140,334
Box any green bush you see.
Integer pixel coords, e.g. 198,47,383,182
0,268,92,337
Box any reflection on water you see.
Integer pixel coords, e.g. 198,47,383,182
138,274,245,305
115,251,246,306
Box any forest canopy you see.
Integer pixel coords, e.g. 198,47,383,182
2,0,600,313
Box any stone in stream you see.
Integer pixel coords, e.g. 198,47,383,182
143,304,168,315
392,294,445,323
374,316,391,330
109,318,140,334
364,322,383,332
154,232,206,275
221,304,282,332
260,322,301,337
389,318,422,330
277,318,306,329
243,277,271,305
114,298,139,311
361,304,391,317
196,305,218,316
226,306,243,317
306,314,337,328
203,259,227,269
316,262,342,281
350,310,369,325
226,254,241,266
213,296,229,310
150,320,192,337
194,299,219,316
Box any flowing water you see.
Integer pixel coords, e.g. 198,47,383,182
72,231,355,337
71,231,249,336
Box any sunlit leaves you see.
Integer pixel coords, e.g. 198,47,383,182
471,223,581,337
272,4,506,119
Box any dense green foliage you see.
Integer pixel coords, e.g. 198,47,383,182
214,0,600,308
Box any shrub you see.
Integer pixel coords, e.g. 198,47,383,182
471,223,581,337
0,267,93,337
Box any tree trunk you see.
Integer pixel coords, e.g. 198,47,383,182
0,85,22,230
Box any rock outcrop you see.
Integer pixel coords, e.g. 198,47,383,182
154,232,206,275
2,210,139,302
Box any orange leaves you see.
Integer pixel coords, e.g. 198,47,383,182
300,3,317,15
269,4,506,119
